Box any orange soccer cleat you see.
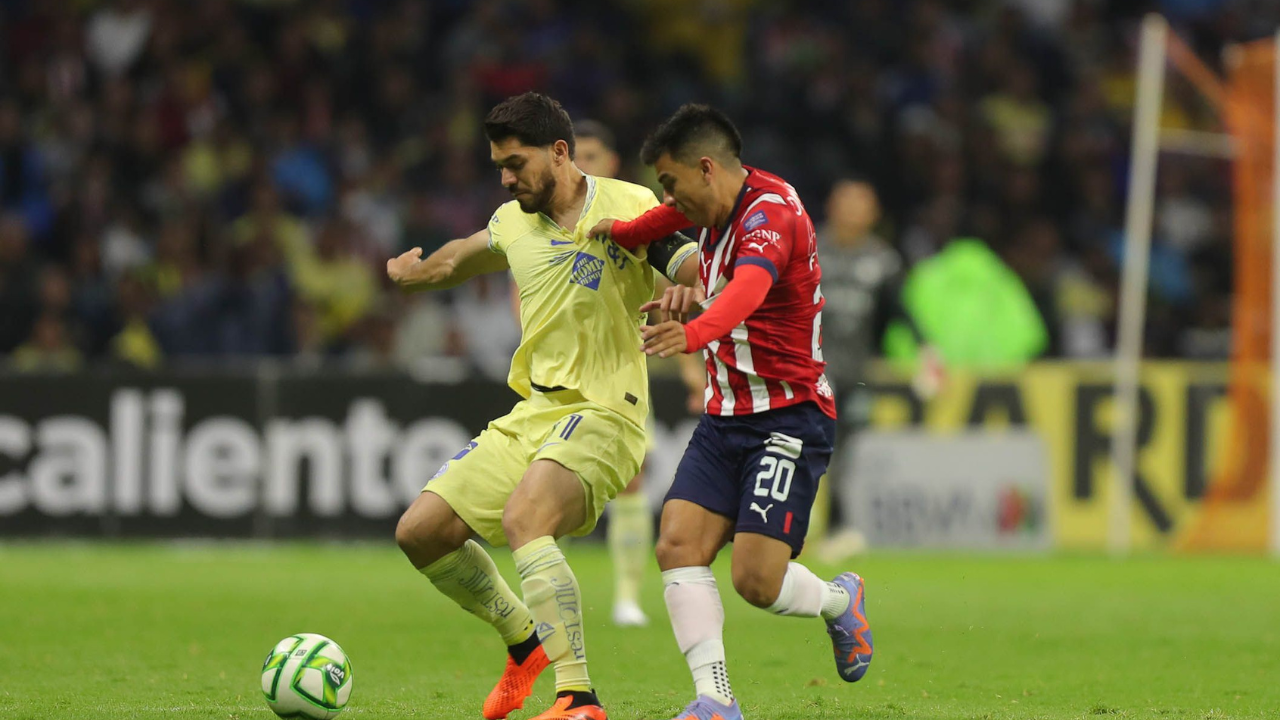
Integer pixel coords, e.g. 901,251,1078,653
527,690,608,720
482,644,550,720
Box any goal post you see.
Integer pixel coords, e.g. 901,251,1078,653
1111,13,1166,555
1117,15,1280,555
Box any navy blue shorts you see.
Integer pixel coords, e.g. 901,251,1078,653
665,402,836,558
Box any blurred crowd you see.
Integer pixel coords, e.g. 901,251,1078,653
1,0,1275,375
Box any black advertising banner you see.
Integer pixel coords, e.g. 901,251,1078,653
0,372,259,537
265,373,519,538
0,370,696,538
0,364,1235,546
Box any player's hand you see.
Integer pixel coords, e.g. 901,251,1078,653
640,321,688,358
387,247,423,287
587,218,617,240
640,283,705,323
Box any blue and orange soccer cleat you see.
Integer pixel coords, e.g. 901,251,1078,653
670,695,744,720
826,571,874,682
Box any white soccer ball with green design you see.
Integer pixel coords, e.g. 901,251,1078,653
261,633,353,719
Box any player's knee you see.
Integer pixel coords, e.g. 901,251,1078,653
655,533,711,570
732,565,782,609
395,501,466,568
394,508,425,559
654,535,680,569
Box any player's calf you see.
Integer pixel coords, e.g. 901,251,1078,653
728,532,792,608
729,561,785,608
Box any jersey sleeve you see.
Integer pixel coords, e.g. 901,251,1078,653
733,204,795,281
610,203,691,250
486,208,508,254
684,263,774,352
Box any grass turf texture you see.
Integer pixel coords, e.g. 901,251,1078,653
1,543,1276,720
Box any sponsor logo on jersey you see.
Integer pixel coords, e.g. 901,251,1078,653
743,210,769,231
742,229,781,252
570,252,604,290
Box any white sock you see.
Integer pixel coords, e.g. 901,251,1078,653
766,562,851,620
662,567,733,705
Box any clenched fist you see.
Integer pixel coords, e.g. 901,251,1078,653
387,247,423,286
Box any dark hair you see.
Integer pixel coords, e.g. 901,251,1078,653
483,92,575,158
640,103,742,166
573,119,616,153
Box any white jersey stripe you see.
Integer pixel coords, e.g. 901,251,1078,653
706,340,735,415
730,322,770,412
706,226,736,298
742,192,786,215
702,348,714,407
811,285,824,362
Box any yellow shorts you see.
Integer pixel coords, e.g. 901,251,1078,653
423,389,646,547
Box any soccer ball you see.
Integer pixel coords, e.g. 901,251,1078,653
261,633,353,719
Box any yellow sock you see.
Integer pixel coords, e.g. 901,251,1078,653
607,492,652,605
421,540,534,646
513,536,590,692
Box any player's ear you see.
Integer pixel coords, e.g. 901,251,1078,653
552,139,571,166
699,156,715,182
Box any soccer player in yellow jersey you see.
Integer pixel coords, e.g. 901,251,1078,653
387,93,697,720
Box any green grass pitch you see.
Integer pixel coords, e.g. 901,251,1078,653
2,542,1277,719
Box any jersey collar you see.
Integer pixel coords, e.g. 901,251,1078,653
580,172,598,225
711,169,753,244
538,172,597,233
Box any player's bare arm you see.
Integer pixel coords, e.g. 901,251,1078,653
641,283,705,324
386,229,509,292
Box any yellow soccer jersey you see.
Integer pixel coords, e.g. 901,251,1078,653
488,175,688,428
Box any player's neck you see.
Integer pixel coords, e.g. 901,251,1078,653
710,166,750,229
546,172,589,231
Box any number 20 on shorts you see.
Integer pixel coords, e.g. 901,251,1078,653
753,456,795,502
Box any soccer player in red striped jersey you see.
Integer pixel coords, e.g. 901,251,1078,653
589,105,874,720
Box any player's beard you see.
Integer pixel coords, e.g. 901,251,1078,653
514,169,557,215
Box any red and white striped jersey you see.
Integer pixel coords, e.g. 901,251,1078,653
697,166,835,418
